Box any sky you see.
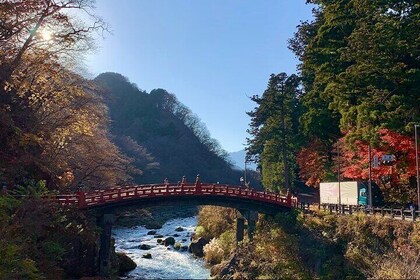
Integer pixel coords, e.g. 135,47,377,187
85,0,314,152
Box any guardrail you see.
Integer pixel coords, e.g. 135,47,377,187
54,183,298,209
297,202,420,222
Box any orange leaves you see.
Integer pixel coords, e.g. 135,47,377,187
340,129,416,183
297,139,329,187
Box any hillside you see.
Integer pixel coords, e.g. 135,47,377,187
94,72,244,185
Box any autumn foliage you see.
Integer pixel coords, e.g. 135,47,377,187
338,129,416,203
298,129,417,203
296,139,329,187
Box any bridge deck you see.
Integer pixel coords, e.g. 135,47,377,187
55,183,298,210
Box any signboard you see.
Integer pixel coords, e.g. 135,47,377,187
373,155,379,167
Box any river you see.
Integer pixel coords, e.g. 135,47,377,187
113,216,210,279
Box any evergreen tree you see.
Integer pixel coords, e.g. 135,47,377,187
247,73,301,192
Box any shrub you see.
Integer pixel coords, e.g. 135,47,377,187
197,206,235,240
203,238,224,265
218,230,235,258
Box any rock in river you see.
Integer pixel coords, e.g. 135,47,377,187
117,252,137,275
164,236,176,246
139,244,153,250
188,237,208,257
142,253,152,259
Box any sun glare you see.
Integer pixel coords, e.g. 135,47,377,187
40,29,52,41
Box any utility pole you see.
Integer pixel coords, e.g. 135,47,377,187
415,124,419,208
337,141,341,205
244,158,247,187
368,144,373,209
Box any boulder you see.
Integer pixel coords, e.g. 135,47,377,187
164,236,176,246
175,227,184,232
117,253,137,275
142,253,152,259
157,238,163,244
181,246,188,252
139,244,153,250
188,237,208,257
173,234,180,237
147,230,157,235
182,238,187,242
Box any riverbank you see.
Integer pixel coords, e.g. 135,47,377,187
196,206,420,279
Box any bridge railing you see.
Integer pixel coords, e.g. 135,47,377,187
54,183,296,209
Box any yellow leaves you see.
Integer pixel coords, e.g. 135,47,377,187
3,81,14,92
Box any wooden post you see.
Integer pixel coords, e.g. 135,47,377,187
77,191,86,208
349,205,352,214
391,208,394,218
411,208,416,222
401,208,405,220
195,174,201,193
286,189,292,207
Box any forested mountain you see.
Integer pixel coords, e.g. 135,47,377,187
95,72,244,185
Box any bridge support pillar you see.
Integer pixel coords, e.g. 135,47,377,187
98,213,116,277
247,211,257,240
236,210,258,242
236,217,245,243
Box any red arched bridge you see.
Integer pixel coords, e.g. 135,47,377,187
54,180,298,276
55,182,298,214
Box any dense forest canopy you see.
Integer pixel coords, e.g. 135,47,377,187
248,0,419,204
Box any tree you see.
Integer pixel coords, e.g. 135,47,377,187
0,0,106,82
290,1,419,203
337,129,417,204
0,1,132,190
296,138,329,187
247,73,302,192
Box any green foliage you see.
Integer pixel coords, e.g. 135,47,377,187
218,230,236,257
197,206,235,240
247,73,302,191
194,225,206,239
43,241,66,261
10,180,48,198
0,191,99,279
0,244,40,280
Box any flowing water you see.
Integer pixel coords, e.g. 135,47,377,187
113,216,210,279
